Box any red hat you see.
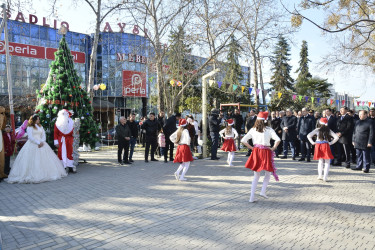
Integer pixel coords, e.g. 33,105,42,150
257,111,269,121
179,118,187,127
63,109,73,117
226,119,234,126
319,117,328,125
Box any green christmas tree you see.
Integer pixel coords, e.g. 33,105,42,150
295,40,312,83
35,35,99,148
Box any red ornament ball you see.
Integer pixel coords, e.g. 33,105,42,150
69,94,72,97
88,131,91,134
73,86,76,88
89,101,91,104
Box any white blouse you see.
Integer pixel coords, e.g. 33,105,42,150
241,127,280,146
219,128,239,139
170,129,191,145
307,128,339,145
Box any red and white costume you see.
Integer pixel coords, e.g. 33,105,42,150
241,112,281,202
170,119,193,181
307,118,339,181
219,119,238,167
54,109,74,169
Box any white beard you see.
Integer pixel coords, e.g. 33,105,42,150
56,113,73,134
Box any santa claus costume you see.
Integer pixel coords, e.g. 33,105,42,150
170,119,194,181
307,117,339,182
54,109,75,173
241,112,281,203
219,119,238,167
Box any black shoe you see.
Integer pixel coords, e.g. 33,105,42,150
307,159,311,162
245,153,251,156
164,159,168,163
363,169,370,173
123,161,132,164
298,158,305,162
118,161,124,165
145,159,149,163
333,162,342,166
352,168,362,171
151,159,159,161
129,159,134,163
345,164,351,169
169,158,174,162
280,156,287,159
292,157,296,160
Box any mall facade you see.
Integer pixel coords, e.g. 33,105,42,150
0,14,250,129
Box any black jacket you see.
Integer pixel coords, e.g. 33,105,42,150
232,114,244,132
369,117,375,144
336,114,354,144
298,115,314,140
127,120,139,138
163,115,178,136
245,116,257,131
353,118,374,150
271,118,282,136
141,119,160,137
209,114,221,133
326,115,337,132
115,123,131,140
280,115,298,141
157,116,166,131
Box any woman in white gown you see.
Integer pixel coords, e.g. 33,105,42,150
6,115,67,184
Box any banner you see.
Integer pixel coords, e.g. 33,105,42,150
241,86,245,93
256,89,261,96
278,92,282,98
233,84,238,91
218,81,223,88
249,88,253,95
122,70,147,97
292,94,296,100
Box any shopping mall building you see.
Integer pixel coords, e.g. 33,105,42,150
0,13,250,129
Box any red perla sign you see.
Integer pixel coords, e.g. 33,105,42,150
0,41,85,64
122,71,147,97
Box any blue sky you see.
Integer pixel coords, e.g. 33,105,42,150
17,0,375,101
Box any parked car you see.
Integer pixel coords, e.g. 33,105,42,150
99,128,118,145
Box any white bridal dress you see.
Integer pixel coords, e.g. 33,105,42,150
6,125,67,184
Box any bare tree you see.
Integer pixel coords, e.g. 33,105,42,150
232,0,294,107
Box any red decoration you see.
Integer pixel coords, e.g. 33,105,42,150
81,95,83,98
87,131,90,134
56,100,60,104
76,102,79,106
89,101,91,104
73,86,76,88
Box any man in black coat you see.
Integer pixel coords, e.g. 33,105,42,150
352,110,373,173
280,109,297,160
116,116,132,165
232,109,243,149
297,108,314,162
209,108,222,160
163,113,181,163
245,110,257,156
369,108,375,164
270,111,282,157
141,112,161,162
335,106,355,168
127,113,139,163
325,108,337,164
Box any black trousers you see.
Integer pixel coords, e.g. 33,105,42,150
164,134,175,161
337,143,351,165
4,156,10,175
300,139,311,160
118,139,130,162
145,135,157,160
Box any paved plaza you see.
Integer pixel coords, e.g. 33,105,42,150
0,148,374,249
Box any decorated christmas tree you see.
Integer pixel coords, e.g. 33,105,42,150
35,31,99,148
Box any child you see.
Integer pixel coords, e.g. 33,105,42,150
219,119,238,167
3,125,15,176
158,129,166,157
241,112,281,203
170,119,194,181
307,117,339,182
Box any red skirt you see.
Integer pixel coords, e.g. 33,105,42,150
221,138,237,152
245,147,273,172
314,142,334,160
173,144,194,163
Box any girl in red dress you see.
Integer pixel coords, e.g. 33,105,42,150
170,119,194,181
307,117,339,182
241,112,281,203
219,119,238,167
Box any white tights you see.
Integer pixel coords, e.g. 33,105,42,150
227,152,235,166
175,162,190,180
318,159,330,180
250,171,271,202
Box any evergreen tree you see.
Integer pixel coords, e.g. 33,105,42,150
165,26,199,113
223,35,244,102
35,35,99,148
270,36,294,92
295,40,312,82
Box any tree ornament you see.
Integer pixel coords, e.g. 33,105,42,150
170,79,176,86
87,131,91,134
46,114,50,118
73,86,76,89
81,116,84,120
54,106,58,110
93,85,99,91
177,81,182,87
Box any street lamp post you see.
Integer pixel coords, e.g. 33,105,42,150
202,68,220,158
